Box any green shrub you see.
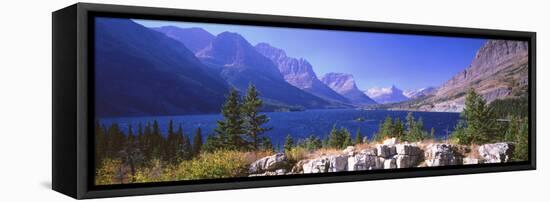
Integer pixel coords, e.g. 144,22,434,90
174,150,249,180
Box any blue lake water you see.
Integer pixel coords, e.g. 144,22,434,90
99,109,460,148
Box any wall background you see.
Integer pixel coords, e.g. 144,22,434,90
0,0,546,201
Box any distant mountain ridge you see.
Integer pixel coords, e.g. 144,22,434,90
365,85,409,104
320,73,377,106
152,26,214,53
196,31,332,110
403,87,437,99
255,43,350,104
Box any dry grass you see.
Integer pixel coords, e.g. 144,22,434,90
242,150,275,164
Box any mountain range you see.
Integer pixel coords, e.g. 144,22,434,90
320,73,377,105
95,18,229,117
388,40,529,112
365,85,409,104
96,20,528,116
254,43,351,105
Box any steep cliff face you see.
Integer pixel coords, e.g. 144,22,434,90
196,32,331,110
321,73,377,105
404,40,529,112
255,43,350,104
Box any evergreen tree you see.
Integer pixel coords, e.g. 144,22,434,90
181,133,192,161
341,128,352,148
241,84,272,150
151,120,163,158
165,120,178,163
260,137,273,151
376,116,394,141
284,134,294,152
354,128,363,145
430,127,436,139
95,122,107,167
202,134,219,153
393,117,405,140
455,88,499,144
298,135,323,151
192,127,203,156
215,88,246,150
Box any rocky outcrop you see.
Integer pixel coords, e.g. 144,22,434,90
478,142,515,163
249,153,290,174
249,140,517,176
302,154,348,173
424,144,463,166
348,148,383,171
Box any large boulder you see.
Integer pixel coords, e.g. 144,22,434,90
395,155,420,168
302,155,348,174
395,143,422,156
249,153,289,174
478,143,515,163
424,144,462,167
348,150,383,171
383,157,397,169
342,146,356,156
377,144,397,158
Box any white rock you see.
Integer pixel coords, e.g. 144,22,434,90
342,146,355,156
395,155,419,168
302,155,348,173
377,144,397,158
463,157,480,165
384,157,397,169
249,153,288,174
424,144,462,167
478,142,514,163
348,153,382,171
383,138,398,145
395,143,422,155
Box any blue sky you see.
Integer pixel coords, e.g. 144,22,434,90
134,19,486,91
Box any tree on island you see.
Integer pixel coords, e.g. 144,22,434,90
241,84,272,150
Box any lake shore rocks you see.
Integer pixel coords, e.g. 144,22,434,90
248,139,517,176
478,142,514,163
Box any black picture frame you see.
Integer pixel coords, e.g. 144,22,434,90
52,2,536,199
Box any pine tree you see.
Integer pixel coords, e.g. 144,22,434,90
151,120,163,159
328,125,340,148
377,116,394,141
165,120,178,163
181,133,192,161
260,137,273,151
284,134,294,152
430,127,436,139
341,128,352,148
241,84,272,150
95,122,107,167
215,88,246,150
354,128,363,145
192,127,203,156
456,88,499,144
202,134,219,153
393,117,405,140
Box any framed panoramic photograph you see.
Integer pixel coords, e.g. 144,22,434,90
52,3,536,199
